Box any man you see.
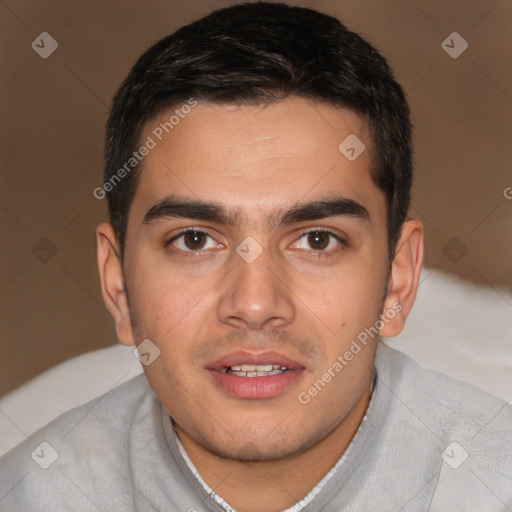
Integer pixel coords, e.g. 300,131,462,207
1,2,510,511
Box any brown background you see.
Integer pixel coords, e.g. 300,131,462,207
1,0,511,396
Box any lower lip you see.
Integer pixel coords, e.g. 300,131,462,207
208,369,304,399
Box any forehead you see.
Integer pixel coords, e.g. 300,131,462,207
130,96,384,227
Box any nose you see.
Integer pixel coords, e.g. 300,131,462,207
217,243,295,330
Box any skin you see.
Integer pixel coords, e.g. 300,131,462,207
97,96,424,512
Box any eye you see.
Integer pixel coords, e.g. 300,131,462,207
167,229,221,252
291,230,344,252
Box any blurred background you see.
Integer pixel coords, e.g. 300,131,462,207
1,0,511,396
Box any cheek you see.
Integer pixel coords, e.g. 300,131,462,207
289,259,385,339
126,259,221,385
127,251,216,332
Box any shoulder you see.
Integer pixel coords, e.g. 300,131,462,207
375,342,512,508
0,374,155,511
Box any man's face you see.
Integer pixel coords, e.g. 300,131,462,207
120,97,390,460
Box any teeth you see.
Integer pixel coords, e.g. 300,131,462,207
230,364,284,372
223,364,289,377
230,364,274,372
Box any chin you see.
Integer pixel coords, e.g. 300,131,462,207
208,439,302,462
197,421,327,463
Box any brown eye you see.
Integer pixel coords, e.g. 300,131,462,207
183,231,207,250
290,229,344,253
168,229,220,252
307,231,330,250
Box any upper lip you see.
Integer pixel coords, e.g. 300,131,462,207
207,351,304,371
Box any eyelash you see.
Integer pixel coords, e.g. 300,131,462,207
165,227,347,257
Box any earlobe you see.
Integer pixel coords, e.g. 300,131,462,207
96,222,135,346
379,220,424,338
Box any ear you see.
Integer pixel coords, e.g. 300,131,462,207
96,222,135,346
379,219,424,337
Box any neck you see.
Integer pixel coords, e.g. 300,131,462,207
175,383,372,512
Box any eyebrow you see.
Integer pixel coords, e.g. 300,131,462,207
142,195,370,229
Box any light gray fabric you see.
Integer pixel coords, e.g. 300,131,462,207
1,343,511,511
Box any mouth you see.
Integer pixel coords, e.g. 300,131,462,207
207,351,305,399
